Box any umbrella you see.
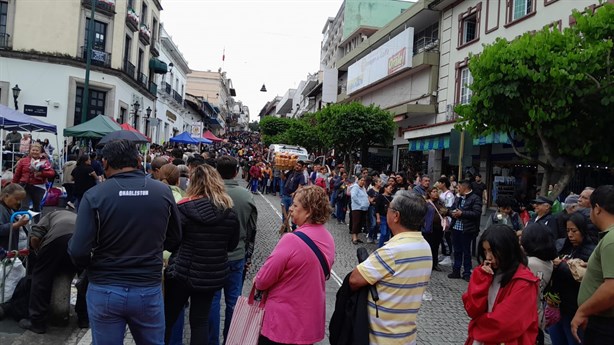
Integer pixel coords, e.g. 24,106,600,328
98,130,150,144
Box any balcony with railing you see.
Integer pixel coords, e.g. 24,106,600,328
150,40,160,57
0,33,11,49
139,25,151,46
126,7,139,32
163,82,172,95
172,90,182,104
81,0,116,17
137,73,148,88
81,46,112,67
123,60,136,79
149,82,157,95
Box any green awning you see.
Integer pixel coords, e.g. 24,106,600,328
149,58,168,74
408,136,450,151
472,132,510,146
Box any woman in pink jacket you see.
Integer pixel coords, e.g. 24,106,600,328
255,186,335,345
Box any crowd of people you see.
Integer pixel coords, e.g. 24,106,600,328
0,129,612,345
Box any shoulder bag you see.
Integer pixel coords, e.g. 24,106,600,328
293,231,330,280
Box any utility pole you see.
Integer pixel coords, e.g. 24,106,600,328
81,0,97,124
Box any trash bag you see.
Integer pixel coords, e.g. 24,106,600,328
2,258,27,302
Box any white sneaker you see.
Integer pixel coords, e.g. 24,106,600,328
67,201,75,209
366,237,374,244
439,256,452,266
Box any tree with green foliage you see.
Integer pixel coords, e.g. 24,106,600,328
316,102,394,168
455,4,614,197
259,116,293,146
284,113,328,154
247,120,260,132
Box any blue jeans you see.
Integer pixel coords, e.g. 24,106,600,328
367,206,377,239
271,177,280,194
208,259,245,345
87,283,164,345
378,217,391,248
452,230,475,277
335,199,346,223
548,312,582,345
250,178,259,193
281,195,293,222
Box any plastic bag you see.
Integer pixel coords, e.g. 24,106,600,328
2,258,27,302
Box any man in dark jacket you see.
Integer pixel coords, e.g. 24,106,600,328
527,195,559,240
68,139,181,345
449,179,482,282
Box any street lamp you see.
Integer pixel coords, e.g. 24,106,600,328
12,84,21,110
260,84,267,92
168,62,174,73
146,106,152,118
133,101,140,114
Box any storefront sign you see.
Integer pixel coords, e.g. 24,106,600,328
347,27,414,94
23,105,48,117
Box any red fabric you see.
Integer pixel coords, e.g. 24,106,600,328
12,156,55,185
462,264,539,345
202,130,223,142
120,123,151,141
249,166,262,179
315,177,326,189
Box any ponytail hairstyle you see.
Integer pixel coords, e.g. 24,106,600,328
158,164,180,186
187,164,233,210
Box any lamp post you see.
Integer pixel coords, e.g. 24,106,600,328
81,0,97,124
146,106,152,118
12,84,21,110
133,101,140,129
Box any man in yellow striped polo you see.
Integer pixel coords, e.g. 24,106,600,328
349,190,433,345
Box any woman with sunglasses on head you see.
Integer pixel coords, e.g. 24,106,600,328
463,224,540,345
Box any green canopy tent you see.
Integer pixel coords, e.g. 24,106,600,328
63,114,122,138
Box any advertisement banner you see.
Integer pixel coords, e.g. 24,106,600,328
347,27,414,94
191,124,203,138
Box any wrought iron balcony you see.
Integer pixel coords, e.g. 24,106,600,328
123,60,136,79
126,7,139,32
139,25,151,46
150,41,160,57
149,82,157,95
172,90,182,104
137,73,148,88
81,46,112,67
81,0,116,17
0,33,11,49
164,82,172,95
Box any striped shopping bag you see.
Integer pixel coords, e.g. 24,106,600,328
225,285,267,345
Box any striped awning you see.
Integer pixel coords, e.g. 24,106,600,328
408,136,450,151
472,132,511,146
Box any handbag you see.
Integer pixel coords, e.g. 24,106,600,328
226,285,267,345
293,231,330,280
428,200,447,230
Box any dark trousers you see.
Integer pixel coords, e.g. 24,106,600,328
452,230,475,278
584,316,614,345
423,226,443,268
63,183,76,203
22,184,45,223
351,210,366,235
29,234,87,326
164,277,215,345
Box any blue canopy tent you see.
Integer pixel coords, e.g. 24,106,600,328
195,136,213,144
0,104,58,177
169,131,199,144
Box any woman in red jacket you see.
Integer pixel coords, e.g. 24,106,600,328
11,143,55,221
462,224,540,345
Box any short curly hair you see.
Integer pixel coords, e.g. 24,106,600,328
294,185,332,225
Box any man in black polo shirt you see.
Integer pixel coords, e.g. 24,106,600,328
281,161,307,228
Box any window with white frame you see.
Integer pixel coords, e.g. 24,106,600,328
460,68,473,104
512,0,532,21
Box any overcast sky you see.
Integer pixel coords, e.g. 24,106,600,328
161,0,344,122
